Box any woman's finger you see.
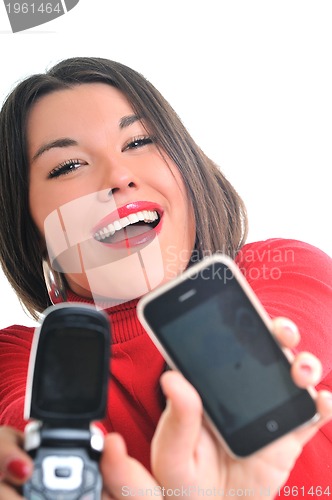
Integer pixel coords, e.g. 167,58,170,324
315,390,332,425
287,389,332,450
271,317,300,348
0,428,32,486
291,351,322,388
271,318,323,388
100,433,158,499
0,481,24,500
151,370,203,481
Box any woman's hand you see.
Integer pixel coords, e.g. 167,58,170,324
101,317,332,500
151,317,332,499
0,427,33,499
2,318,330,500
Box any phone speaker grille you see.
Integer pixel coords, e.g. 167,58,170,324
178,289,196,302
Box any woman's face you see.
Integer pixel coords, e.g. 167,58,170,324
28,83,195,303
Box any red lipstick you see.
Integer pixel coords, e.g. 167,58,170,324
92,201,163,249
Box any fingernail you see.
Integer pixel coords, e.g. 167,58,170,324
284,324,296,334
283,321,298,334
6,458,30,480
322,391,332,406
299,363,312,375
283,323,300,342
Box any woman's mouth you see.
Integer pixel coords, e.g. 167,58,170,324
92,203,163,248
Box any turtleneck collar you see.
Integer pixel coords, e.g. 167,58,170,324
66,289,144,344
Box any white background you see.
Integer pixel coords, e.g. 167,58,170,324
0,0,331,328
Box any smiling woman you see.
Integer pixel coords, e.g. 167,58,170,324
0,57,331,500
26,82,196,303
0,59,246,316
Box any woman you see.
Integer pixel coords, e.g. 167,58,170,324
0,57,331,498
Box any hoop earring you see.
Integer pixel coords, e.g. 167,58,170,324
42,257,67,304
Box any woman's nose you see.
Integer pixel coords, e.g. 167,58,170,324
98,162,139,201
109,180,136,195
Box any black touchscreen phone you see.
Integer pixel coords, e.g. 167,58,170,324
23,303,110,500
137,254,317,458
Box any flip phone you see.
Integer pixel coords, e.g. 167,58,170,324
23,303,110,499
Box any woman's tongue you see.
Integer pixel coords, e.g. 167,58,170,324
110,222,153,243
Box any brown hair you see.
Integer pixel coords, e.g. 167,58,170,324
0,57,248,319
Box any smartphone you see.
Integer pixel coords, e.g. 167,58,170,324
137,254,317,458
23,303,110,500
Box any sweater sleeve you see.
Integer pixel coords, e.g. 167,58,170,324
236,238,332,497
235,238,332,376
0,324,33,430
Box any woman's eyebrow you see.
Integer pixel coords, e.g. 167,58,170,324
31,116,140,162
119,114,140,129
32,138,78,162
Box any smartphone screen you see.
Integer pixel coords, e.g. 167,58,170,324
138,256,317,457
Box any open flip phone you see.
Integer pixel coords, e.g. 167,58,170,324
138,254,317,458
23,303,110,500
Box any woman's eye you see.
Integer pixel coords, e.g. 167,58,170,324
48,159,86,179
122,136,154,152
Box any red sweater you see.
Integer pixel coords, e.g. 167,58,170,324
0,239,331,498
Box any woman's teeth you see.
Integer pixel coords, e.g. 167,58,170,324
94,210,159,241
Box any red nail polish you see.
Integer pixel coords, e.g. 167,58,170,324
6,459,30,480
